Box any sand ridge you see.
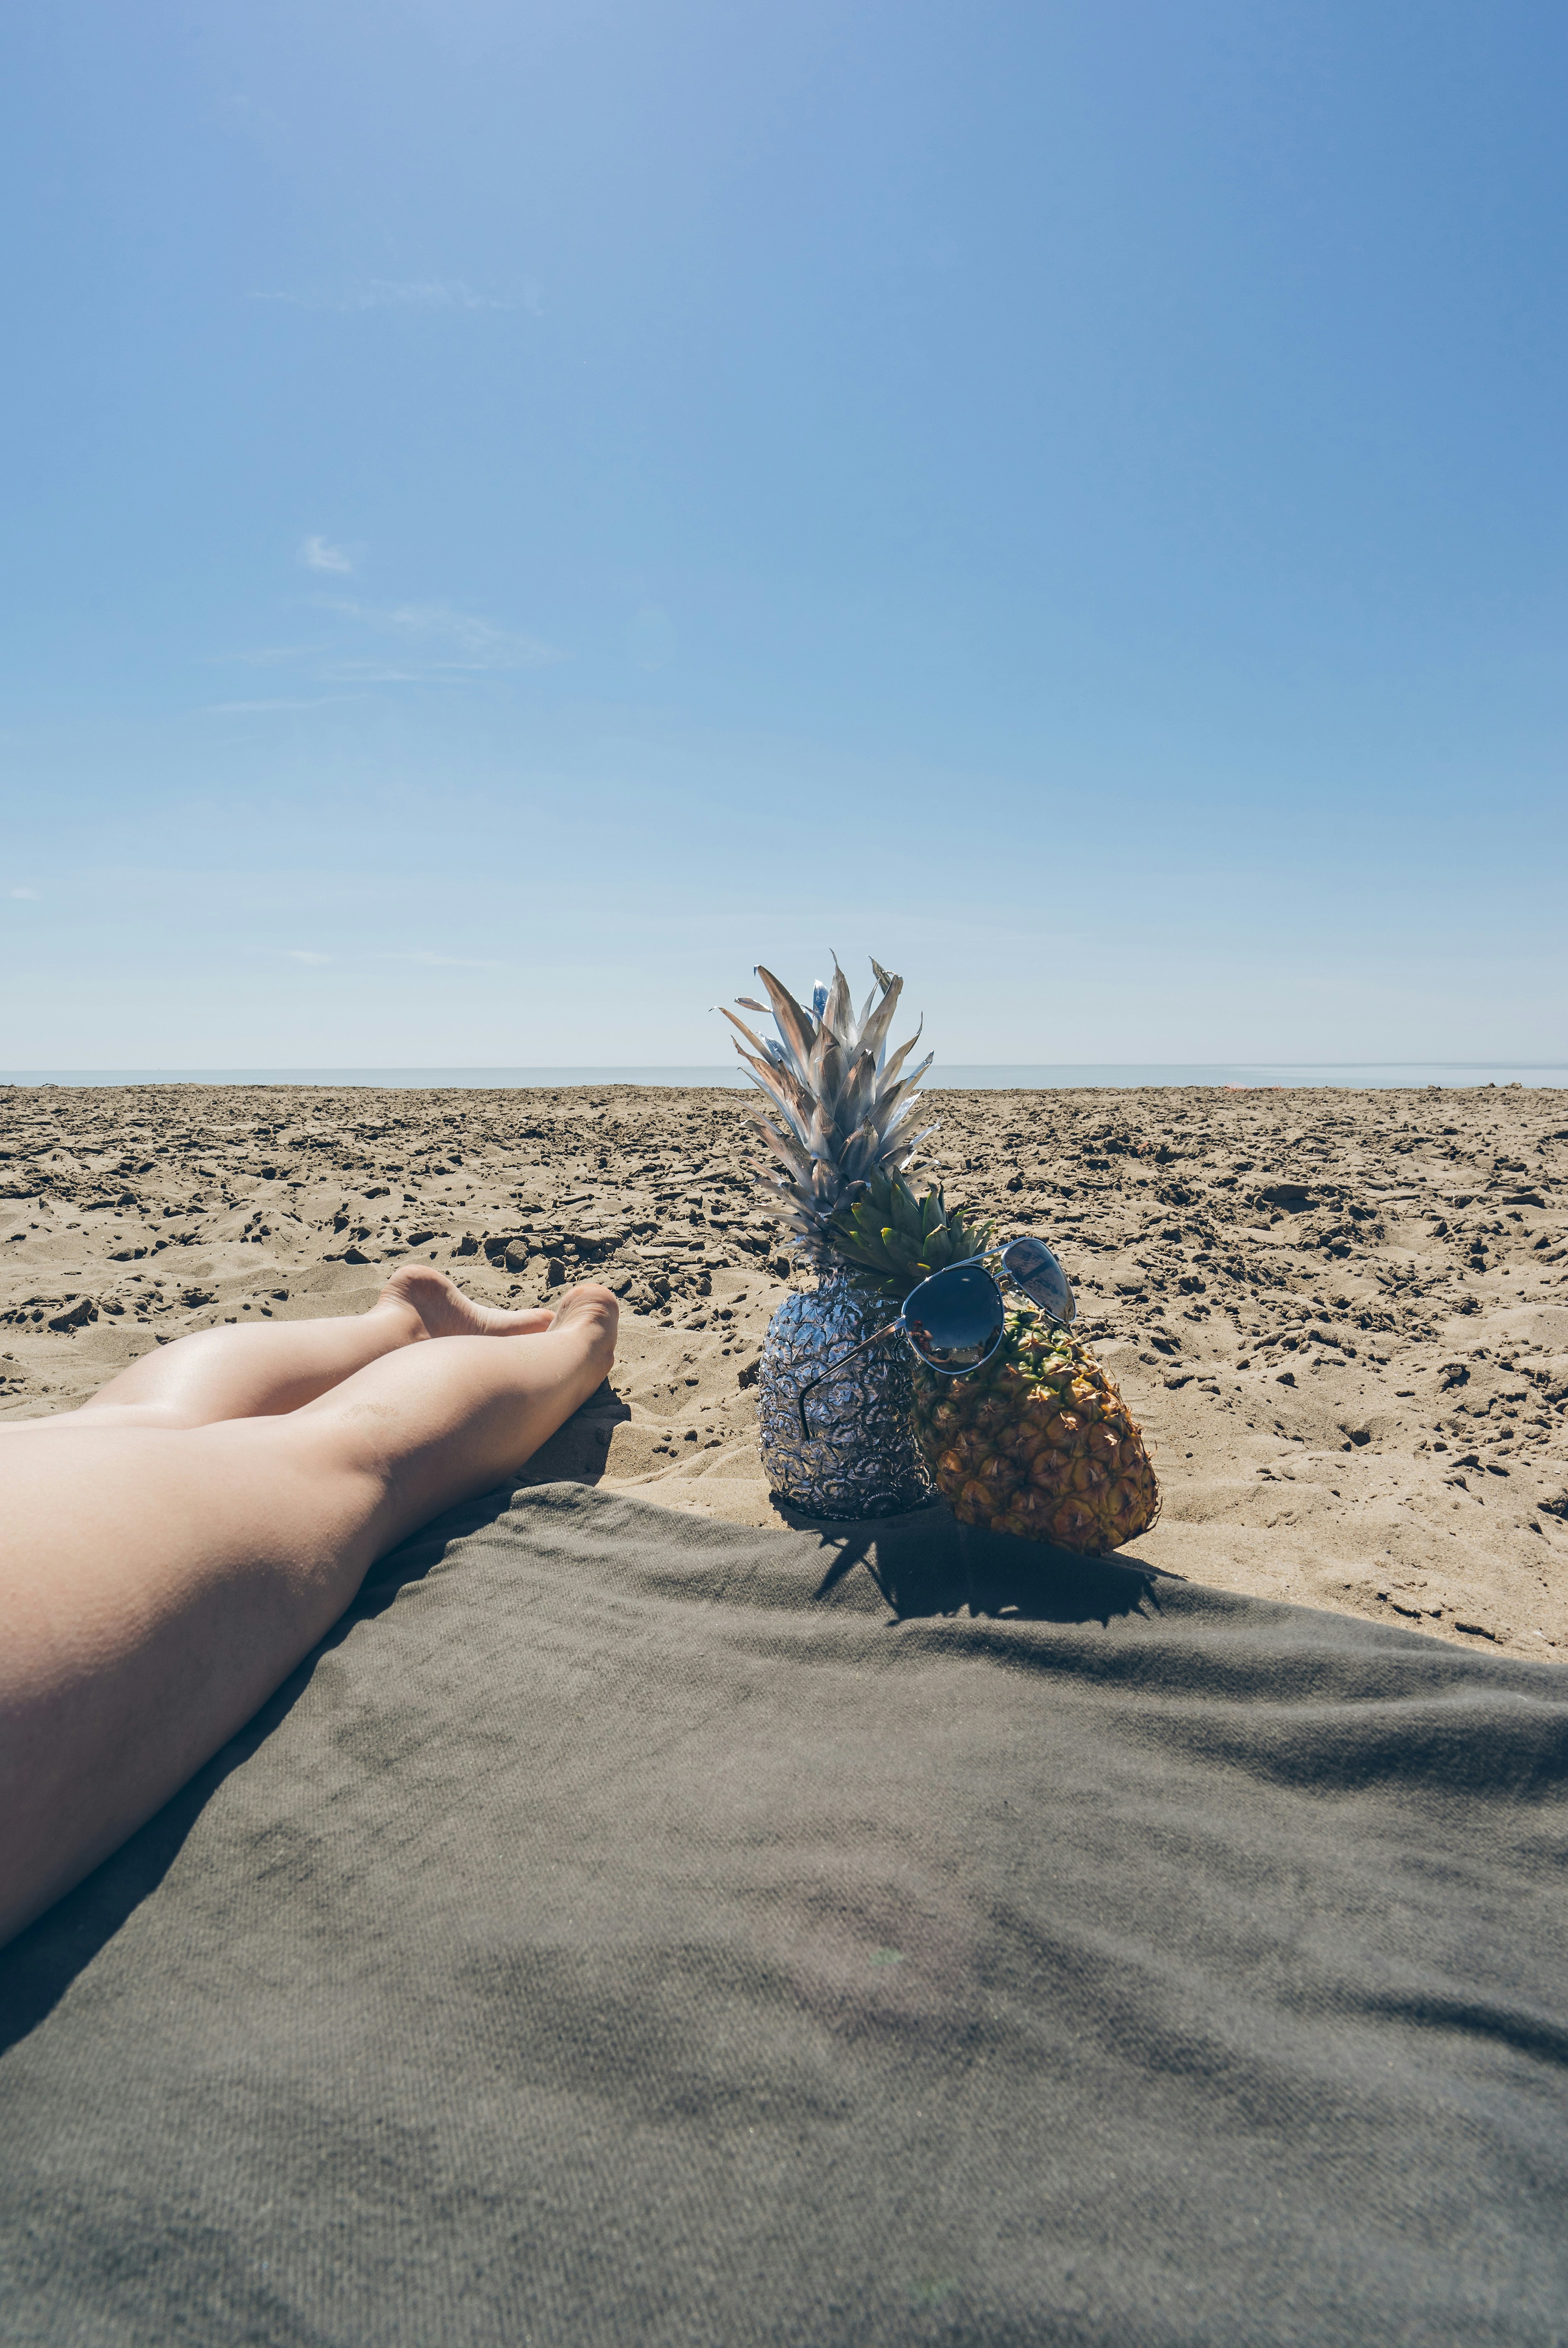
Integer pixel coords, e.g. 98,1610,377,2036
2,1080,1565,1658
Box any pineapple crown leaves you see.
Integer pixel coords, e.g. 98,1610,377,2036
719,955,937,1265
823,1169,994,1304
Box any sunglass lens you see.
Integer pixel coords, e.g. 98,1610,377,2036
1002,1236,1076,1324
904,1263,1004,1370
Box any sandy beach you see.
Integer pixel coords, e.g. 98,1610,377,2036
2,1080,1564,1657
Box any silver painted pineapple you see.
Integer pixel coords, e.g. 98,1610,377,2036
722,957,937,1518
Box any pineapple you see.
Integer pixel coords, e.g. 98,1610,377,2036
824,1171,1161,1554
912,1314,1161,1552
726,959,940,1516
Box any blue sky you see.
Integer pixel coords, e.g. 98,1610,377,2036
2,0,1563,1066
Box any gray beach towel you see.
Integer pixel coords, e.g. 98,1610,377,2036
2,1485,1565,2346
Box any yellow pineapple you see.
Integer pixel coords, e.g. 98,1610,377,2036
824,1170,1160,1553
912,1311,1160,1552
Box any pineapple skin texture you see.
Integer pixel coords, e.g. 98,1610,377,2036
911,1310,1160,1552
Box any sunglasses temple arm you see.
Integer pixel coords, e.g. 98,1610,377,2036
797,1319,904,1442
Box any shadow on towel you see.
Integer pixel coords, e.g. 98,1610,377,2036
795,1500,1169,1629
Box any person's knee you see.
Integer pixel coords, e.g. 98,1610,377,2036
195,1416,389,1554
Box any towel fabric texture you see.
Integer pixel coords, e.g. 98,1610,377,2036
2,1484,1566,2346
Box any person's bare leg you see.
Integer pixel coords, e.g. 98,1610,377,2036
0,1283,616,1946
4,1266,557,1436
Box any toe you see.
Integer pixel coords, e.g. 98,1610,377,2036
377,1265,552,1341
486,1306,557,1336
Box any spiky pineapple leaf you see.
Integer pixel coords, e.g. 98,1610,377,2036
822,1170,993,1302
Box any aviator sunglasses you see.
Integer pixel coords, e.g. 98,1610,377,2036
797,1236,1077,1442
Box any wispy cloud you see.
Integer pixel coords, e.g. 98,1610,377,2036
280,949,331,966
7,886,41,900
207,696,359,714
220,644,321,668
217,596,562,697
302,535,354,575
253,277,541,316
389,950,508,971
317,599,561,679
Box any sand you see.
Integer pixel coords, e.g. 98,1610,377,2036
2,1079,1565,1658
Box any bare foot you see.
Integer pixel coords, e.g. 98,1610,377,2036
544,1283,620,1382
377,1265,557,1341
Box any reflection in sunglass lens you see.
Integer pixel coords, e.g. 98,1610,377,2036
1002,1236,1076,1324
904,1263,1004,1370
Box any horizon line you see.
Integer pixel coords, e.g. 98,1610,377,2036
4,1061,1567,1076
4,1058,1565,1095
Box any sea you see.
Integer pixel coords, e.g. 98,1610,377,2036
2,1064,1565,1092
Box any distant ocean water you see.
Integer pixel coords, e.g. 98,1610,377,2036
3,1063,1565,1091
